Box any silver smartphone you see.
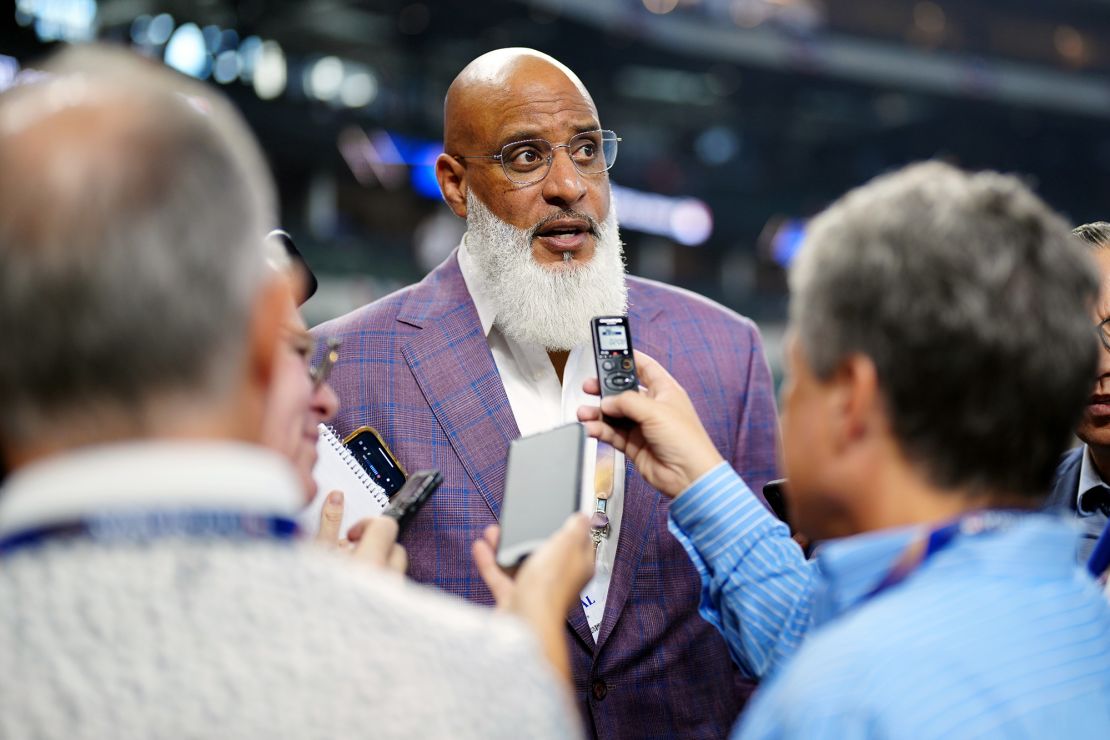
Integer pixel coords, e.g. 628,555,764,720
496,422,585,568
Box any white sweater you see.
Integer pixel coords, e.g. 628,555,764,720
0,442,579,739
0,538,579,739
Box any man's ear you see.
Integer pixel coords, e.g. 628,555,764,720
830,353,881,451
436,153,468,219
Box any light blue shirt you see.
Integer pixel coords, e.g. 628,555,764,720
669,463,1110,739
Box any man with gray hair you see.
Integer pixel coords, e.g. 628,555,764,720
580,161,1110,737
0,46,589,739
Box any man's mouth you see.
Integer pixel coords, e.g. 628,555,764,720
1088,394,1110,417
532,217,594,254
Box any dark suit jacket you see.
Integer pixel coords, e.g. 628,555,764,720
1046,446,1083,513
1047,445,1109,563
316,252,780,739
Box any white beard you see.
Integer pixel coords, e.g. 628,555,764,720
464,191,628,351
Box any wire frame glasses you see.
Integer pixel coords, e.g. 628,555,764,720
454,129,620,185
1099,317,1110,353
286,330,341,389
310,338,341,389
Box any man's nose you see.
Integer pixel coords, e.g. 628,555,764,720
541,147,587,208
313,381,340,424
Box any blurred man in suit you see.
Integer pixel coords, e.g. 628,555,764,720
1047,222,1110,561
317,48,779,737
580,162,1110,738
0,46,590,739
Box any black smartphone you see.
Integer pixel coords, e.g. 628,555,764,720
382,469,442,532
343,426,407,497
496,423,585,568
590,316,639,428
762,478,792,532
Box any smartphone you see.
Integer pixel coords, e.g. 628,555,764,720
496,423,585,568
382,469,442,532
591,316,639,428
343,426,407,497
762,478,792,532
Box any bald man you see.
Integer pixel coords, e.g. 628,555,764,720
317,49,780,738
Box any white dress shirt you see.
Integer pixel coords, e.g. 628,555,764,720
458,239,623,641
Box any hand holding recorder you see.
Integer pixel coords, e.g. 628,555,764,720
578,350,725,499
313,491,410,575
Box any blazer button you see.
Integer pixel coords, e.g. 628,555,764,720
592,680,608,700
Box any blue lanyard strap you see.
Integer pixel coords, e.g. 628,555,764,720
1088,518,1110,582
0,510,299,557
863,510,1026,602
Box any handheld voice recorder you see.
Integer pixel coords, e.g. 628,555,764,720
590,316,639,428
382,469,442,532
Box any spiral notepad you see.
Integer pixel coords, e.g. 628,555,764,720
299,423,390,537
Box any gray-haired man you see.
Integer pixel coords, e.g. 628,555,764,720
580,162,1110,738
0,46,588,739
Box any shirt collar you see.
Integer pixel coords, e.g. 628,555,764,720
457,234,497,338
1077,444,1108,514
0,440,303,537
811,513,1079,625
811,524,920,622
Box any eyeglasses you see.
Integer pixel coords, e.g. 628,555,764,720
453,129,621,186
1099,318,1110,353
286,329,341,389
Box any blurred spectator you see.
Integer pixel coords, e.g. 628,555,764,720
1046,222,1110,562
580,162,1110,738
0,45,587,739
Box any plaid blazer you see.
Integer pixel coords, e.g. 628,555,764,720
316,251,780,739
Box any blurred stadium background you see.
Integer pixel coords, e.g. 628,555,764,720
5,0,1110,377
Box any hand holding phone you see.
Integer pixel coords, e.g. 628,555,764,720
591,316,639,429
496,423,586,568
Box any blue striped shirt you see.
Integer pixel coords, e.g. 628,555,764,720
669,463,1110,739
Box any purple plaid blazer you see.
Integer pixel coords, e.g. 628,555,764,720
315,251,779,739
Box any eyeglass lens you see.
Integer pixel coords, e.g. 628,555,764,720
309,338,341,388
501,130,619,184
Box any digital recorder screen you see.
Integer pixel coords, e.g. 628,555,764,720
598,325,628,352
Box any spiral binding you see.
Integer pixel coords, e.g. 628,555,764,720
320,425,389,508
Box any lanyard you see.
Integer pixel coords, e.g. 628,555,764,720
1088,519,1110,582
0,510,299,557
863,510,1025,602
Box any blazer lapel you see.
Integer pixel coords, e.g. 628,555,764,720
595,296,669,650
398,254,520,519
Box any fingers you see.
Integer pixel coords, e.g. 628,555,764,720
481,524,501,551
598,387,660,427
314,490,344,546
582,376,600,396
554,513,594,571
351,516,401,567
630,350,677,394
514,513,595,617
386,544,408,576
472,532,515,608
